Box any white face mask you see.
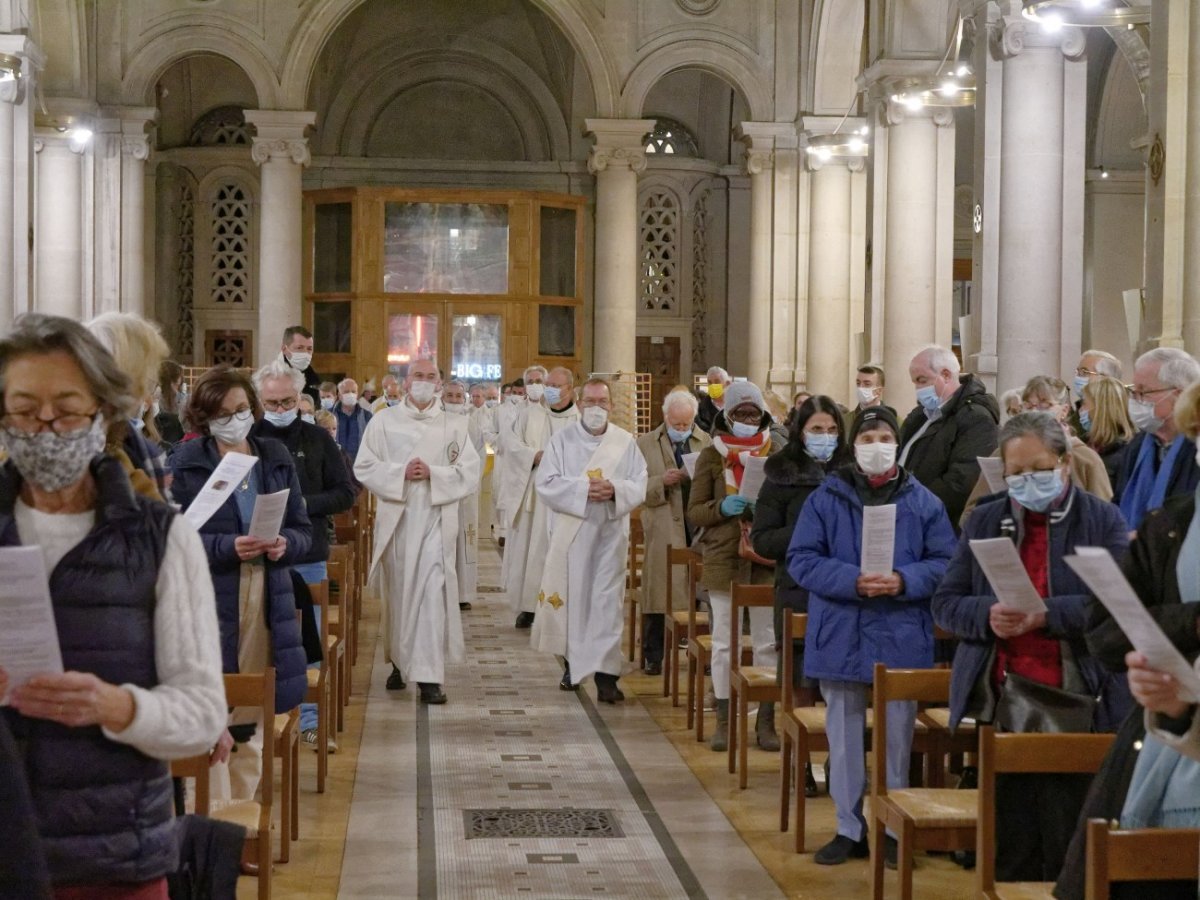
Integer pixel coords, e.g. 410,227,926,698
1128,396,1164,435
210,409,255,446
582,407,608,432
525,383,545,403
485,398,499,408
320,397,335,411
408,381,436,405
340,392,358,408
508,395,524,405
288,351,312,371
443,402,467,415
855,441,897,476
856,386,878,408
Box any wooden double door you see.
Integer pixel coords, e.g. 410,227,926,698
636,336,681,430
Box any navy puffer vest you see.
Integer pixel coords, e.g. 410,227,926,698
0,456,177,885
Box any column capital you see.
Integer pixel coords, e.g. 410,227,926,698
736,121,796,175
33,130,86,156
994,15,1086,60
584,118,655,174
882,99,956,128
100,106,156,160
245,109,316,166
800,116,869,171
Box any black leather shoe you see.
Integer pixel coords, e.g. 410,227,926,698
813,833,870,866
884,835,898,870
515,611,535,629
643,661,662,676
595,674,624,704
386,666,406,691
804,762,818,798
560,663,577,691
418,683,447,704
459,601,472,611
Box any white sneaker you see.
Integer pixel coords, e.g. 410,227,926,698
703,687,717,711
301,728,338,754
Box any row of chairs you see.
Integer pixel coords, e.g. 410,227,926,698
172,492,375,900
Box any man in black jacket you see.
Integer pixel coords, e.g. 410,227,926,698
278,325,322,406
897,345,1000,529
253,360,357,749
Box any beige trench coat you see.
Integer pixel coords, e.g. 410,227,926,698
636,424,712,615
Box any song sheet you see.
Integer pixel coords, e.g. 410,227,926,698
969,537,1048,614
0,546,63,701
248,488,290,542
181,451,257,530
737,455,768,501
860,504,897,576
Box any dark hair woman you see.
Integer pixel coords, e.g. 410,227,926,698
171,364,312,804
154,359,186,447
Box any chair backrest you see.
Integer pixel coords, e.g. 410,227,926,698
870,662,951,797
1085,818,1200,899
666,545,701,617
223,669,277,811
170,754,211,815
976,727,1115,893
328,547,352,608
309,579,329,610
780,611,808,710
627,513,645,590
686,554,704,639
730,583,774,678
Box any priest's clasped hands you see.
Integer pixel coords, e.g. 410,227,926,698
405,458,431,481
587,476,615,502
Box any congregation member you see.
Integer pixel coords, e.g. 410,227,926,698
318,381,338,412
155,359,186,447
354,358,480,705
847,365,895,433
333,377,372,462
636,388,711,676
899,344,1000,528
359,380,378,411
751,395,852,770
1071,348,1123,434
788,406,956,866
784,390,814,432
298,392,317,423
278,325,321,405
0,314,226,896
531,378,647,702
999,388,1023,424
499,366,579,628
1079,375,1134,485
932,411,1128,883
87,312,172,501
696,365,732,433
442,380,477,612
251,359,356,750
1114,347,1200,531
172,365,312,801
370,374,403,413
687,381,781,752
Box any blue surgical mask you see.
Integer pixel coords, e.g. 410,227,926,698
301,413,316,424
1078,409,1091,435
804,432,838,462
730,420,760,439
544,386,563,407
1073,375,1089,398
320,397,335,411
1006,468,1065,513
916,385,941,414
666,426,692,444
264,409,298,429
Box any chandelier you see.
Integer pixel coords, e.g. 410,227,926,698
1021,0,1150,28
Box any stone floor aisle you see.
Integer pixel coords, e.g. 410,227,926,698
337,541,782,899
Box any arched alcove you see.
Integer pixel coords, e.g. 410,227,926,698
641,68,750,166
622,43,772,123
154,54,259,151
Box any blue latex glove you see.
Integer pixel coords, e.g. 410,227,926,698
719,494,750,517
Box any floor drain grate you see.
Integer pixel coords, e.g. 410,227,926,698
464,808,623,839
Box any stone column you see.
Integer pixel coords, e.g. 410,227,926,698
1180,0,1200,351
245,110,315,366
120,109,155,315
735,124,779,390
993,17,1087,389
585,118,654,374
33,128,86,318
0,59,21,331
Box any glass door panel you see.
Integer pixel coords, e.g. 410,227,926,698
449,313,503,383
386,312,440,380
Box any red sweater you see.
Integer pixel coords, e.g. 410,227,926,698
994,510,1062,688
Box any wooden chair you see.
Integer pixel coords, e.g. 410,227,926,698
305,580,340,792
663,545,705,704
1085,818,1200,899
870,663,977,900
273,707,300,863
172,669,277,900
625,510,645,663
975,728,1115,898
778,611,831,852
688,576,755,742
727,583,779,788
328,543,357,704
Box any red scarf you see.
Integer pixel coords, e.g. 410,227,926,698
712,431,771,492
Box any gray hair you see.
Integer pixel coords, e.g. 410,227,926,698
444,379,467,394
524,365,548,382
1081,349,1123,380
998,411,1071,463
1137,347,1200,391
548,366,575,387
706,366,729,382
0,313,138,419
253,359,305,395
913,344,961,377
663,390,699,417
337,377,358,393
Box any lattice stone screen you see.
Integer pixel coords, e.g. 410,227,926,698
639,191,678,312
210,183,251,305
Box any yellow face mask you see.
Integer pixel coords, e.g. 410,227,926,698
707,383,725,400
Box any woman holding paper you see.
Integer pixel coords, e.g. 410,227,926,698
931,411,1128,883
0,314,226,897
687,380,782,754
787,405,956,866
171,365,312,802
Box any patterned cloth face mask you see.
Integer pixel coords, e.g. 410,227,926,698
2,415,106,492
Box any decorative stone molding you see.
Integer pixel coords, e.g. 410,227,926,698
587,145,647,175
122,134,150,161
33,132,86,156
244,110,317,167
994,16,1086,61
250,137,311,166
735,121,795,177
744,148,773,176
583,118,656,176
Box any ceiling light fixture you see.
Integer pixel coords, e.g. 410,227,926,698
878,18,977,111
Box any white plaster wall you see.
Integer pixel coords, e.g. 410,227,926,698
1085,180,1144,375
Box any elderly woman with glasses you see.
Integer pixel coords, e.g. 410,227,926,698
170,365,312,803
933,411,1129,884
0,314,225,898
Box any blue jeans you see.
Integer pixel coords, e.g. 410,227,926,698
294,561,327,733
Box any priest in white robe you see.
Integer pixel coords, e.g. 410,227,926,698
498,366,581,629
354,359,480,705
487,380,525,547
531,378,647,703
442,380,478,612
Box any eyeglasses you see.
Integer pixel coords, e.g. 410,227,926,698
1004,465,1063,488
1,409,99,436
1128,386,1176,404
578,398,611,409
1074,367,1100,378
211,407,253,427
261,397,298,412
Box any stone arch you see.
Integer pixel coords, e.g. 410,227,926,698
622,42,772,123
279,0,617,117
121,30,276,108
809,0,866,115
1093,51,1147,170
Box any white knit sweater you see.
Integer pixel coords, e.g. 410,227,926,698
15,500,227,760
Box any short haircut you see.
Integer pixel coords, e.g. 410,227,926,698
185,365,262,434
314,409,336,430
998,411,1071,463
1137,347,1200,391
282,325,312,345
857,364,885,387
582,377,611,397
706,366,730,383
547,366,575,386
1080,349,1122,380
469,383,485,394
662,389,699,417
444,380,467,394
253,359,305,395
512,378,525,389
319,381,337,394
86,312,170,399
524,365,548,382
914,344,960,377
337,378,357,393
0,313,138,421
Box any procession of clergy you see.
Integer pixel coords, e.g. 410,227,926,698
357,361,647,705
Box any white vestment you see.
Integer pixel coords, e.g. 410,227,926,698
487,400,522,541
354,399,480,684
530,422,647,683
499,402,580,614
453,406,482,601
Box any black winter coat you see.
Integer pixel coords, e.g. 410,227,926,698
899,373,1000,528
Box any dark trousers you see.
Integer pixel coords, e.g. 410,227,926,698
642,613,664,666
995,772,1090,882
